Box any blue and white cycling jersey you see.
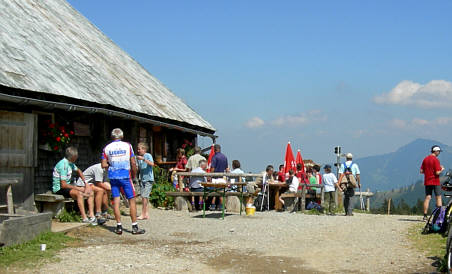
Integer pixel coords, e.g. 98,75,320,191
102,140,135,179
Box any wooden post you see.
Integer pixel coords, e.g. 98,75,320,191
178,174,183,192
320,186,325,205
7,184,14,215
366,188,370,212
387,198,391,215
301,184,306,212
334,189,338,207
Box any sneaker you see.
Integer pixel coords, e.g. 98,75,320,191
423,215,428,222
97,216,107,225
88,216,98,226
209,205,216,211
115,224,123,235
216,204,224,211
132,225,145,235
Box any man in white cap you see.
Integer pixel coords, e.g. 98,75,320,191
337,153,360,216
420,145,445,221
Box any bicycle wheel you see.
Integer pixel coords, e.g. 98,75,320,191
447,226,452,273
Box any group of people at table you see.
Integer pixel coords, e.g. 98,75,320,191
51,128,361,236
174,144,361,216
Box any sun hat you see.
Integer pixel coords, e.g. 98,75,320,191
346,153,353,158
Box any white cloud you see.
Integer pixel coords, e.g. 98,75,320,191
374,80,452,108
245,117,265,128
270,110,327,127
389,117,452,130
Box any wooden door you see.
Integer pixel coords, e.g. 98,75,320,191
0,110,37,210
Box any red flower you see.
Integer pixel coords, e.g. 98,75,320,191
70,131,74,135
64,133,69,138
56,137,61,142
59,126,65,131
189,142,193,146
49,124,55,128
53,146,59,151
181,144,187,149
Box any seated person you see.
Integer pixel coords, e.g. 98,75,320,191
277,164,285,182
230,160,244,192
263,165,275,185
76,163,109,222
306,168,317,193
278,169,299,208
189,159,207,209
52,146,97,225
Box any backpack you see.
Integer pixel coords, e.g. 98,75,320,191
340,162,358,189
423,206,447,234
254,192,269,211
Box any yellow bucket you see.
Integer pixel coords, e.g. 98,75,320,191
245,206,256,216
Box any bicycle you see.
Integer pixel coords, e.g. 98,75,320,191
440,169,452,273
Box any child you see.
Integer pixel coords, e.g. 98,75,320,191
136,143,155,220
321,165,338,215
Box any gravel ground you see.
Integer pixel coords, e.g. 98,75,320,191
24,209,437,273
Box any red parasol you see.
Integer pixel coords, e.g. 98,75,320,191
207,144,215,172
295,149,308,183
283,142,296,174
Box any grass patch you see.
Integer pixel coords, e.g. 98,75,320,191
407,222,446,272
0,232,77,270
57,208,81,222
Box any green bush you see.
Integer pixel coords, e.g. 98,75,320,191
149,165,175,208
56,208,81,222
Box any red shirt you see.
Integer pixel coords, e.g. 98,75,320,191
421,155,441,186
176,156,187,170
277,171,285,182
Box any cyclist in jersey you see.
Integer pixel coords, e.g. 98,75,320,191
101,128,145,235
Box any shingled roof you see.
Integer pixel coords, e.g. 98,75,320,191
0,0,215,134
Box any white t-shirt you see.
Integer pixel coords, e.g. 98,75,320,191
322,172,338,192
288,176,299,192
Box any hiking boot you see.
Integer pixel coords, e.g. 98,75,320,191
114,224,123,235
132,225,145,235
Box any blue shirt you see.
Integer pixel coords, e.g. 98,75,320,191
211,152,228,172
138,153,154,182
339,161,360,176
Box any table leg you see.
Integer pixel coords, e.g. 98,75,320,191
275,186,281,211
240,187,243,215
203,188,207,218
222,187,225,220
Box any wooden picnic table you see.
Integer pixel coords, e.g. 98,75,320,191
257,181,288,211
0,178,19,215
200,181,247,219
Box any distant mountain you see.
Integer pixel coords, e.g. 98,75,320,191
370,180,425,208
357,138,452,192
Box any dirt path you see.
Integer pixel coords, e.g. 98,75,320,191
26,210,438,273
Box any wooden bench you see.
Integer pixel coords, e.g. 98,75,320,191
166,191,252,212
35,193,76,217
0,179,19,215
279,184,325,212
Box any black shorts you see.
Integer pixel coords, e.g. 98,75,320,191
55,188,72,198
425,185,441,197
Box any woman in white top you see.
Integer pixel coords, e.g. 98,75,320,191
278,169,299,209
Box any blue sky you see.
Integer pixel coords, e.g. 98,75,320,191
68,1,452,172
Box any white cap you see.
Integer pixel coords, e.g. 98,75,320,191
432,146,441,152
346,153,353,158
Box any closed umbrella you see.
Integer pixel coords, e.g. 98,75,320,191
283,142,296,174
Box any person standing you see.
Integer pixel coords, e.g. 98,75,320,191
136,142,155,220
209,144,229,210
420,145,445,221
337,153,361,216
101,128,145,235
321,165,339,215
186,146,206,171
